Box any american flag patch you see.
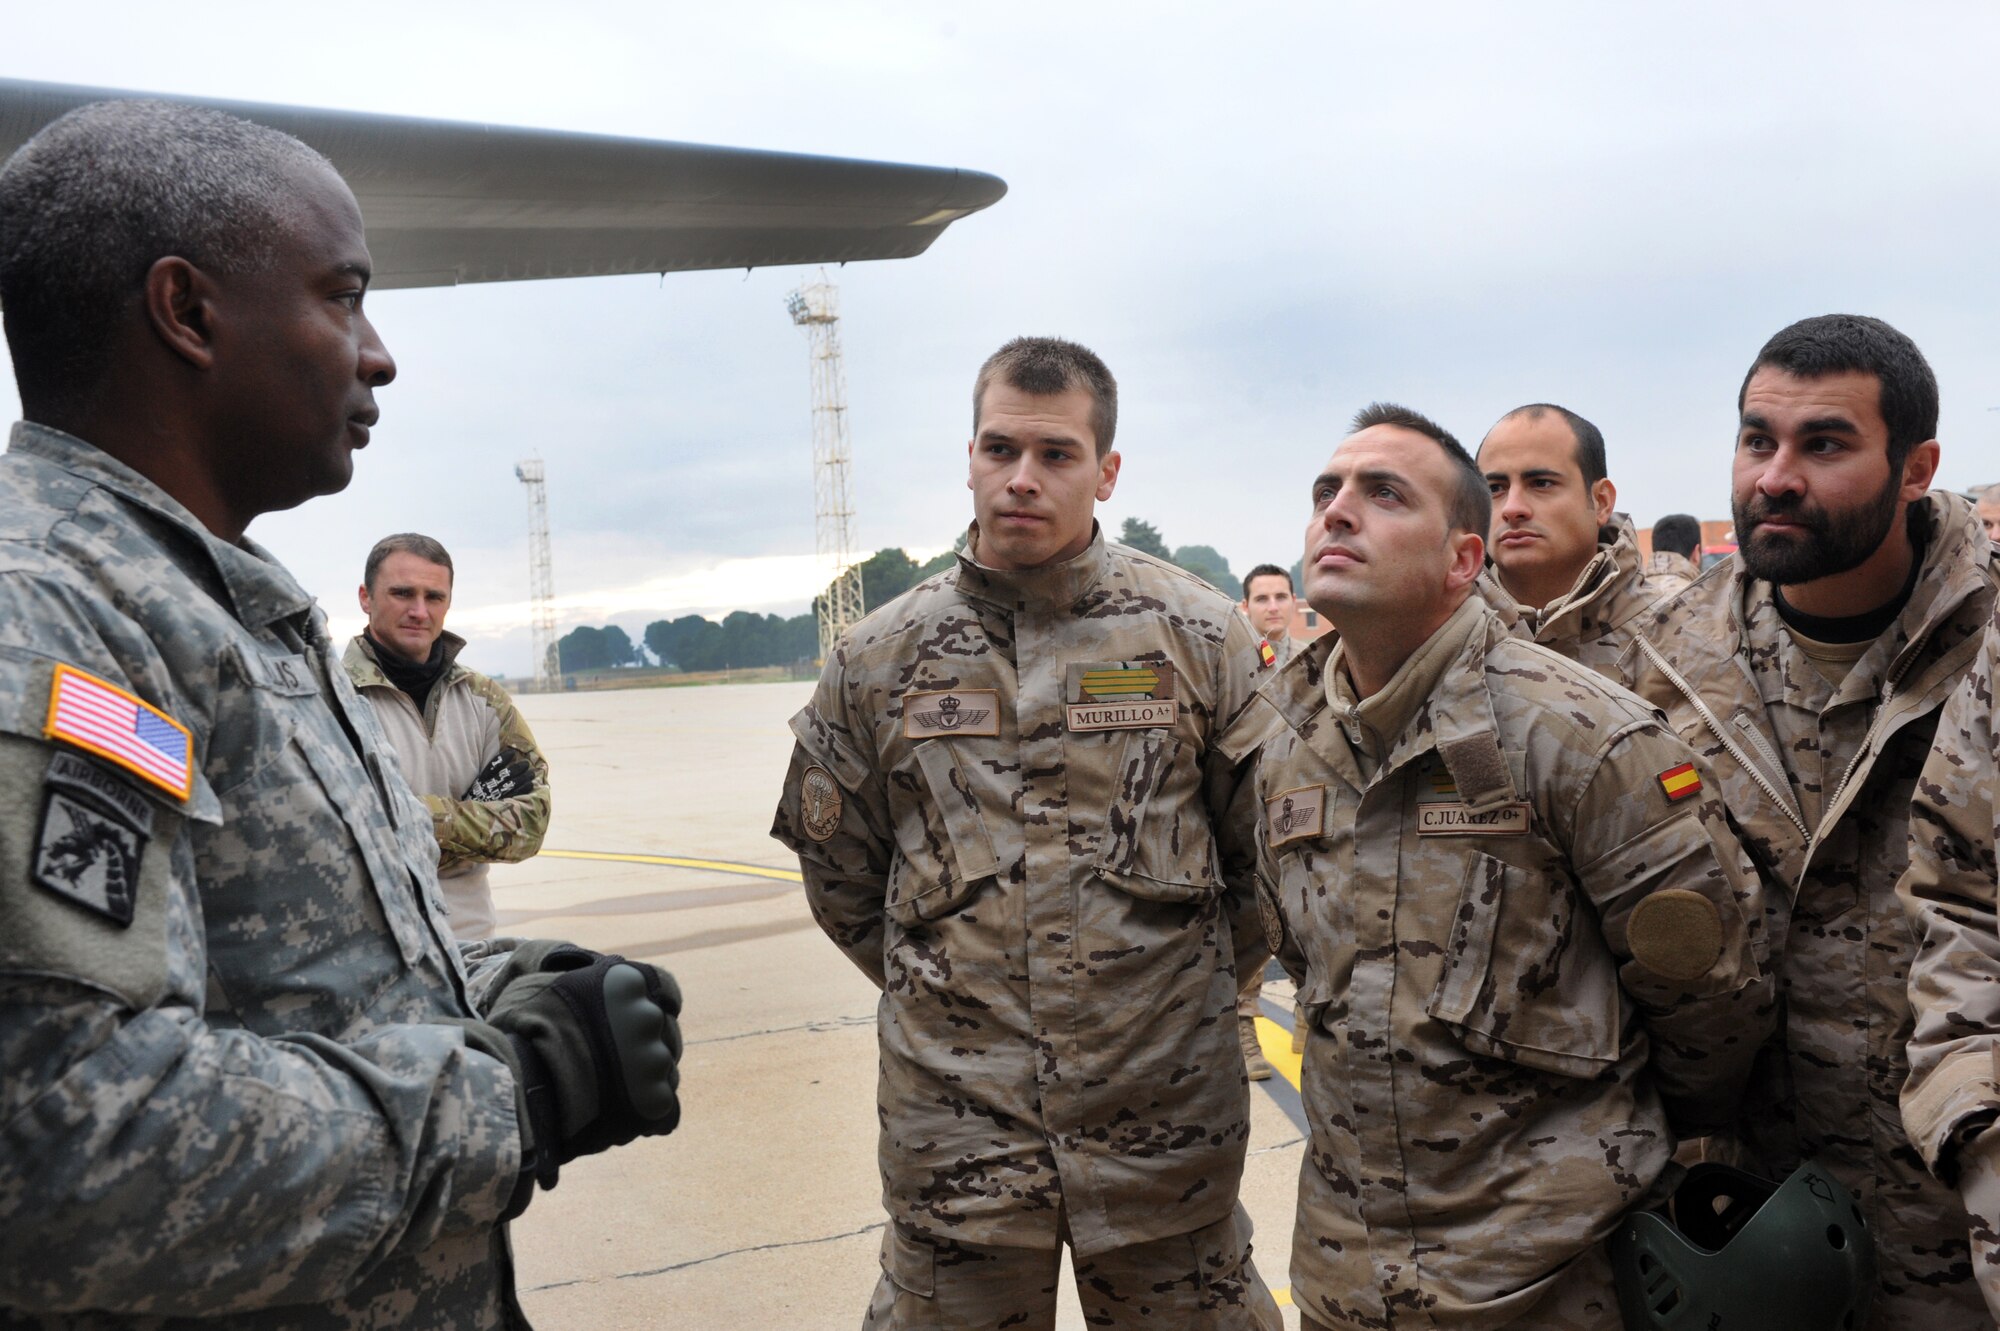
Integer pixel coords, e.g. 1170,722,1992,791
44,664,193,800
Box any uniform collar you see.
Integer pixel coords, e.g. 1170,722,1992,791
1495,514,1645,638
953,521,1111,612
346,630,469,688
9,421,316,630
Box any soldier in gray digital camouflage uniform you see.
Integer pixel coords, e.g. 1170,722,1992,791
1622,314,2000,1327
771,337,1281,1330
0,101,682,1329
1224,403,1772,1330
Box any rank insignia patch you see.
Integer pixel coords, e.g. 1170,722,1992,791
1065,663,1177,732
902,689,1001,739
1657,762,1703,803
799,765,844,842
1266,784,1325,846
44,664,193,800
32,788,147,926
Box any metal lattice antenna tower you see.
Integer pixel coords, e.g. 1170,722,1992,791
514,457,559,690
787,276,865,660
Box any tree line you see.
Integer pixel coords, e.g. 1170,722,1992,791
555,518,1248,673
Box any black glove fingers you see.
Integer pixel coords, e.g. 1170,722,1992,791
600,964,682,1122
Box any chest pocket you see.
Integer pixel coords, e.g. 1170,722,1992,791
1092,729,1222,904
1276,844,1351,1035
886,739,1001,926
1425,849,1623,1080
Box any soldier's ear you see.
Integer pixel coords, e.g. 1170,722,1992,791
1590,477,1618,525
1899,439,1941,501
1444,530,1485,592
143,257,220,371
1095,449,1122,502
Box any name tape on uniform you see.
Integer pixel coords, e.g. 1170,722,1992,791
1416,802,1531,836
903,689,1001,739
1267,784,1326,846
1066,662,1176,733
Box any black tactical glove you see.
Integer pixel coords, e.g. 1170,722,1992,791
485,946,683,1193
464,748,536,801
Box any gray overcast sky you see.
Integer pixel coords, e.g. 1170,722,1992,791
6,2,2000,675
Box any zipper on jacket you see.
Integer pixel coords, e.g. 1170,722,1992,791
1636,636,1809,842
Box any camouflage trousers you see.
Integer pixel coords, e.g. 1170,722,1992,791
862,1205,1282,1331
1296,1242,1620,1331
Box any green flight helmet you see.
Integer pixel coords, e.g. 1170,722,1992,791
1611,1161,1874,1331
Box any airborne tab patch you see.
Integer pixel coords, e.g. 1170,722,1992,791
1657,762,1703,803
902,689,1001,739
1065,662,1177,732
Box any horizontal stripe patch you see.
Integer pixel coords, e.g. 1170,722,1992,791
44,664,193,800
1658,762,1702,802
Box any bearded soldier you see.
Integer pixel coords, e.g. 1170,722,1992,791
772,337,1280,1330
1624,313,2000,1326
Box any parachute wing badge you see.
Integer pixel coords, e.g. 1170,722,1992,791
799,764,844,842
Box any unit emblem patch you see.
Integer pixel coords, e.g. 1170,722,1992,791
1266,784,1325,846
1065,663,1177,732
799,765,844,842
32,788,147,926
903,689,1001,739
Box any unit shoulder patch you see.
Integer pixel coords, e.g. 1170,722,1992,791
799,764,844,842
1266,784,1325,846
1627,888,1724,981
903,689,1001,739
1657,762,1703,803
32,787,148,926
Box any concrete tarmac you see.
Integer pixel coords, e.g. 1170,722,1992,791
503,680,1307,1329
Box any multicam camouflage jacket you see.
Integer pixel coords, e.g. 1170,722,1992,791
1622,490,2000,1327
771,526,1270,1257
345,633,551,940
1900,601,2000,1312
0,425,525,1328
1480,515,1677,682
1224,594,1771,1331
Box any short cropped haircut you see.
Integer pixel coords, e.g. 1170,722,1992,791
0,99,335,416
1651,513,1702,559
1241,563,1293,600
1494,403,1608,487
1739,314,1938,472
365,533,454,591
1350,401,1491,539
972,336,1118,456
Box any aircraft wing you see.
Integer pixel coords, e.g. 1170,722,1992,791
0,78,1007,290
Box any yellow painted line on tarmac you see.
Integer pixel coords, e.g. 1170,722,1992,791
539,849,803,883
1254,1015,1303,1091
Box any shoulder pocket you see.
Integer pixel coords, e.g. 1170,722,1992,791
1093,730,1222,904
1426,850,1623,1079
886,739,1001,926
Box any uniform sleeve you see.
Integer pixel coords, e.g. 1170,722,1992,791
770,648,895,988
427,675,550,869
1207,615,1280,989
1899,623,2000,1180
1565,718,1775,1136
0,739,522,1317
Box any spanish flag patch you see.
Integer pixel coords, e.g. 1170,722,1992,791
1258,639,1277,669
1657,762,1702,803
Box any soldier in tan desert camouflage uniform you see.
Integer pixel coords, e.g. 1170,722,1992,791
1475,402,1677,681
1901,603,2000,1320
772,337,1280,1330
1623,313,2000,1327
1644,513,1705,595
1226,402,1771,1331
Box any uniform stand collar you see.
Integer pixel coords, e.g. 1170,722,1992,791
954,521,1111,612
